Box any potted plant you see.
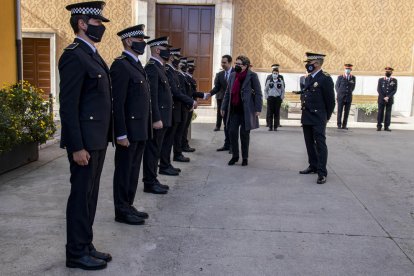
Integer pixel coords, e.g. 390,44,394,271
280,101,289,119
0,81,56,174
354,103,378,123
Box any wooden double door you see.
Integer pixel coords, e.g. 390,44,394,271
22,38,51,99
156,4,215,105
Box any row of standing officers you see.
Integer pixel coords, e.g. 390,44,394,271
59,1,208,270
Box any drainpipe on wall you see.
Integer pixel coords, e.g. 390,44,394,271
16,0,23,83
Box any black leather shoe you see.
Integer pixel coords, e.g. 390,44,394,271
144,185,168,194
268,127,273,131
377,127,382,131
183,146,196,152
384,128,392,132
159,167,179,176
89,250,112,262
228,157,239,165
155,181,170,190
342,126,348,130
242,159,248,166
169,164,181,172
130,206,149,219
317,175,327,184
299,167,317,174
274,128,277,131
214,127,220,131
337,125,341,129
173,155,190,162
217,146,229,152
66,255,107,270
115,213,145,225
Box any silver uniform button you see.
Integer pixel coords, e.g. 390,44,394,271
132,116,135,119
140,81,143,83
90,116,94,120
98,74,102,78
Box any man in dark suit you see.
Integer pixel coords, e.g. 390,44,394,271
335,64,356,129
299,52,335,185
111,25,151,226
160,49,196,174
377,67,397,131
265,64,285,128
59,1,112,270
142,36,173,194
210,55,234,151
211,55,234,132
180,59,208,154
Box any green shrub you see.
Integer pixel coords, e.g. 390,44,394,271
0,82,56,154
355,103,378,115
281,101,290,110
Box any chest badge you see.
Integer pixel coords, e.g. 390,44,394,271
313,82,319,88
390,81,395,86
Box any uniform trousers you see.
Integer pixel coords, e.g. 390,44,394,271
229,111,250,159
302,124,328,177
174,110,189,157
66,148,107,259
113,141,146,215
377,102,393,129
337,99,351,127
160,123,178,169
267,96,282,129
143,128,167,185
182,111,193,148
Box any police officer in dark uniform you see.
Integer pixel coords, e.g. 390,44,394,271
265,64,285,128
335,63,356,129
377,67,397,131
111,25,151,226
181,59,207,154
160,49,196,174
299,52,335,184
142,36,173,194
59,1,112,270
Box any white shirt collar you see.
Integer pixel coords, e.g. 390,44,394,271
311,69,322,78
226,68,232,75
150,56,164,66
123,50,139,62
76,36,96,53
166,63,177,70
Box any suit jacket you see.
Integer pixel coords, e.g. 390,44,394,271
222,69,263,131
58,38,113,153
210,68,234,99
165,64,193,123
335,74,356,103
110,53,151,142
301,70,335,125
145,58,173,128
377,77,397,104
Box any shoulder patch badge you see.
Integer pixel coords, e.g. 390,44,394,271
323,71,331,77
64,43,79,51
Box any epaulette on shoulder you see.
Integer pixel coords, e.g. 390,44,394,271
147,60,155,65
114,55,126,60
323,71,331,77
64,43,79,51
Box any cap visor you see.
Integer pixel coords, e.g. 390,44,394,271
92,15,110,22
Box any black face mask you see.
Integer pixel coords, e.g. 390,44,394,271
131,41,146,55
235,65,242,73
305,63,315,73
385,72,392,77
188,67,195,74
159,49,170,61
172,59,180,68
181,65,188,72
85,24,106,43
